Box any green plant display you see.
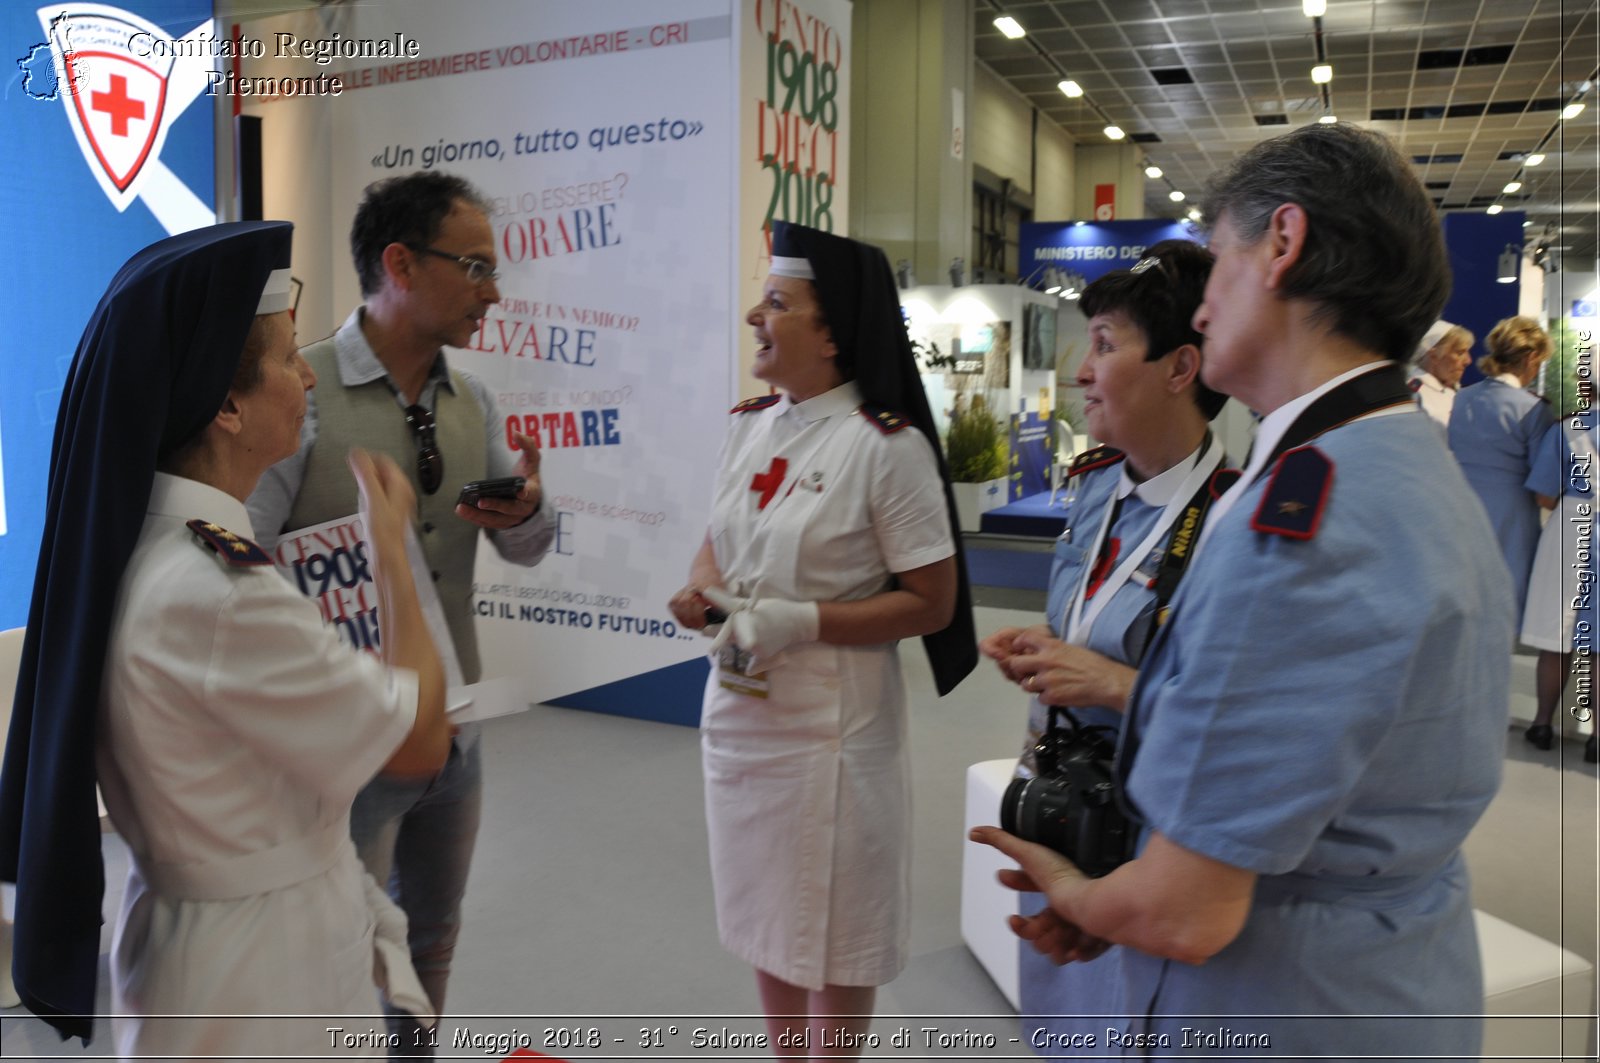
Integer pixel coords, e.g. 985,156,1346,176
946,393,1009,482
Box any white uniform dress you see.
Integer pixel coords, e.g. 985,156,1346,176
1521,415,1599,650
700,381,955,990
1406,366,1454,427
97,473,424,1060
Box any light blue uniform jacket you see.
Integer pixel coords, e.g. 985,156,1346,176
1021,454,1218,1058
1111,411,1511,1061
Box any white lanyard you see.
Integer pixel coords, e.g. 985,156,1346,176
1064,436,1223,646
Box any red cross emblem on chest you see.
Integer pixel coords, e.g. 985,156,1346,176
749,457,789,510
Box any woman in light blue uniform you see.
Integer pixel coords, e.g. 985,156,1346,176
1448,316,1555,617
973,123,1512,1061
979,239,1227,1057
1520,394,1599,758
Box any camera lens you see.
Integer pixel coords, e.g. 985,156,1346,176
1001,775,1076,851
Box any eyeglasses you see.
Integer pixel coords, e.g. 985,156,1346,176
405,244,500,286
403,404,443,495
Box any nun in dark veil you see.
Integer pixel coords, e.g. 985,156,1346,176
668,220,976,1052
0,221,449,1054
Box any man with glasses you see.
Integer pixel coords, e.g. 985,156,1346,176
248,171,552,1058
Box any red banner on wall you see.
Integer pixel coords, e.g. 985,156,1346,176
1093,183,1115,221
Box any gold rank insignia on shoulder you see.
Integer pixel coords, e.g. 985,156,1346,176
1250,446,1332,540
858,403,912,434
1067,444,1125,479
730,394,781,414
185,519,273,567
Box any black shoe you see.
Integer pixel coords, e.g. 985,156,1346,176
1586,734,1598,764
1524,724,1554,751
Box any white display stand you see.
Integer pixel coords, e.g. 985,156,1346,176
901,284,1068,525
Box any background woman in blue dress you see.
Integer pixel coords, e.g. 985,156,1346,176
1449,316,1555,617
979,238,1226,1056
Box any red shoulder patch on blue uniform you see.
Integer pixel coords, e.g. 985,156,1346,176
730,394,781,414
1067,445,1125,479
1407,378,1423,393
859,404,912,434
1209,467,1242,500
1250,446,1333,540
186,519,274,567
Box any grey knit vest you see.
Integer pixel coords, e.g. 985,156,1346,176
288,340,488,682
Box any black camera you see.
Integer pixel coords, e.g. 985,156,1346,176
1000,710,1136,878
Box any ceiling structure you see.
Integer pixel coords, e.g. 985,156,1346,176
974,0,1599,275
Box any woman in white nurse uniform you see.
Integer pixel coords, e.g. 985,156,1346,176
0,222,449,1056
669,221,976,1055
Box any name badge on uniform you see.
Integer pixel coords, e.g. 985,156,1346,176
717,643,770,697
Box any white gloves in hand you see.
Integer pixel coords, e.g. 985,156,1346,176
701,586,819,670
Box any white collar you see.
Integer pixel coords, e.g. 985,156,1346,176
783,379,864,423
1492,373,1523,387
147,472,256,539
1116,438,1207,506
1237,360,1391,489
1410,368,1447,393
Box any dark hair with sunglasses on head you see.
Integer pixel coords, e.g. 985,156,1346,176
1078,239,1226,419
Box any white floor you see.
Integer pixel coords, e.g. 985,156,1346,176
3,603,1596,1059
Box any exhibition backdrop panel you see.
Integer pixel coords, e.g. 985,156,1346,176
0,0,216,630
258,0,848,725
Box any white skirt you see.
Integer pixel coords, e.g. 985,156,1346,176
699,640,911,990
1521,494,1597,652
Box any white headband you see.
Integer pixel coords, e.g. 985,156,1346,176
769,255,816,280
256,267,293,315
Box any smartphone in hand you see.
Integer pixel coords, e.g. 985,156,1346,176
456,476,525,506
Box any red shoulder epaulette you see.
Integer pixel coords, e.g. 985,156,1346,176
1209,467,1242,500
1067,445,1124,479
1250,446,1333,541
186,519,274,567
730,394,781,414
859,404,912,434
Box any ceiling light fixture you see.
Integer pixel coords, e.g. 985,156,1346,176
1187,208,1201,221
1497,244,1519,284
1145,164,1163,179
1169,190,1186,202
1503,181,1522,194
1311,64,1333,84
1319,114,1338,124
1104,125,1125,140
1525,153,1545,166
1303,0,1327,16
993,15,1025,39
1562,102,1586,120
1486,204,1504,215
1058,79,1083,98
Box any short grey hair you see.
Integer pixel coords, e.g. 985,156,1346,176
1200,123,1449,363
